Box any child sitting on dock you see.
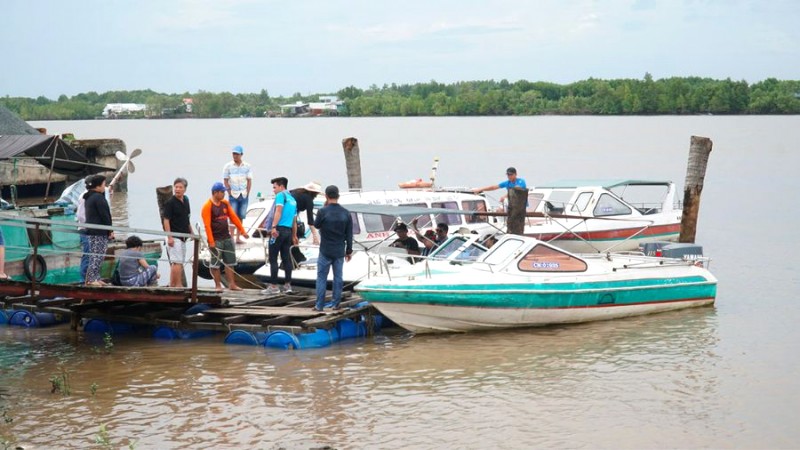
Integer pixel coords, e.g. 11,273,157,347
118,235,159,287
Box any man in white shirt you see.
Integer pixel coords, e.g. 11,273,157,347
222,145,253,243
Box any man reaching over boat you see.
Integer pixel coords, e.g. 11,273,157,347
472,166,527,196
201,182,249,291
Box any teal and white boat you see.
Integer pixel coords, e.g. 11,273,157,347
355,234,717,334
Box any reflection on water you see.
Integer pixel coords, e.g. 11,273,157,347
1,308,721,448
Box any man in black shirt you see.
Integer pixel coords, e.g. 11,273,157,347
313,185,353,311
162,177,193,287
390,223,421,261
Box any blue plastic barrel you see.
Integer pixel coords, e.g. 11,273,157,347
8,310,63,328
83,319,135,334
297,328,339,349
224,330,259,346
336,319,362,340
153,326,214,340
185,304,212,315
0,309,11,325
264,330,301,349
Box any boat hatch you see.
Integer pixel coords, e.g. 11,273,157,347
518,245,588,272
481,237,526,265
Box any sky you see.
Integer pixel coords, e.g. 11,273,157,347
2,0,798,99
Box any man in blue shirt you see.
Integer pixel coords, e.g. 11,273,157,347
262,177,298,295
473,166,527,194
312,185,353,311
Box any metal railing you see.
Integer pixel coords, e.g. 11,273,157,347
0,211,203,302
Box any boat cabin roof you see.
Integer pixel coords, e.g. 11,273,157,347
535,179,673,189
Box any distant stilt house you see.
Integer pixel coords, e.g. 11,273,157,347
102,103,147,119
279,96,344,117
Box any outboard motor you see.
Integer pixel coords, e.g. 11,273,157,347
640,241,703,260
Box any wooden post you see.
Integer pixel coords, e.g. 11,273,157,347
679,136,713,243
191,237,199,303
506,187,527,235
342,137,362,191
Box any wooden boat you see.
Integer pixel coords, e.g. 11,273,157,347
355,234,716,334
0,206,162,284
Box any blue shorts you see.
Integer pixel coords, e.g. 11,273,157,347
228,195,249,221
0,229,4,246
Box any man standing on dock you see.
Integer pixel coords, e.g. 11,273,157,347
312,185,353,311
201,182,249,291
223,145,252,244
162,177,193,288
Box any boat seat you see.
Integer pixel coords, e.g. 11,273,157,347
545,201,564,215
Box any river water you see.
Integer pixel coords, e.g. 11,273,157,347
1,116,798,448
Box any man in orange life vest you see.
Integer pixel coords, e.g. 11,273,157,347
201,182,249,291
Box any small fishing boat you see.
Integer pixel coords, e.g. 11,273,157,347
0,202,161,284
355,234,716,334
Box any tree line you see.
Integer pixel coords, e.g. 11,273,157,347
2,74,799,120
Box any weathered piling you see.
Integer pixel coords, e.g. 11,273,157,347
507,187,527,235
342,137,362,191
679,136,713,243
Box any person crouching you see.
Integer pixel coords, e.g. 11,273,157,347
118,235,159,287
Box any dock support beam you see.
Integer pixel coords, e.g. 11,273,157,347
679,135,713,243
342,137,362,191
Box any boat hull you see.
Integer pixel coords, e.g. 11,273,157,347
371,297,714,334
359,271,717,334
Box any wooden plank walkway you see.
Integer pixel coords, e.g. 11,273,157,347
1,280,375,335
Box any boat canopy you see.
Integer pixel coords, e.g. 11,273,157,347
0,135,110,176
535,179,673,189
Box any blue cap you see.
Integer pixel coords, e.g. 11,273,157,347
211,182,226,192
232,145,244,154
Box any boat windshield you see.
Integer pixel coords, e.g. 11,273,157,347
431,236,488,262
481,237,526,265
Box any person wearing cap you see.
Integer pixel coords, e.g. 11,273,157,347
312,185,353,311
201,181,249,291
389,222,421,262
472,167,527,195
262,177,299,295
222,145,252,244
290,181,323,245
473,167,528,211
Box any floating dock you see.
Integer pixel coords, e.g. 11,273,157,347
0,280,381,349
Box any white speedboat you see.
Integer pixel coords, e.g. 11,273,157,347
259,228,498,289
355,234,717,334
202,189,495,279
517,179,683,253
